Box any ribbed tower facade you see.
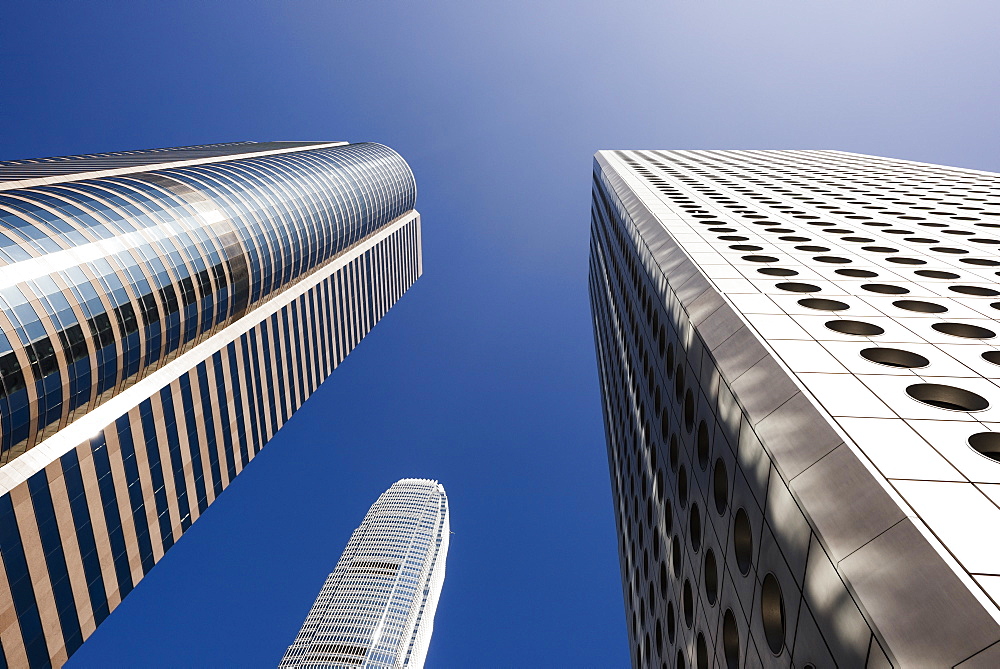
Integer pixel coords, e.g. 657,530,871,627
280,479,449,669
0,141,422,667
590,150,1000,668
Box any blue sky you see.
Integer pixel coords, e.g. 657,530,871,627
3,1,1000,666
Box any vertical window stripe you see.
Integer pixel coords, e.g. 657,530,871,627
89,433,133,599
138,399,173,552
159,388,192,532
114,416,155,574
26,470,84,655
60,450,110,626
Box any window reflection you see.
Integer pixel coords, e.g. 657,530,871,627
0,143,415,460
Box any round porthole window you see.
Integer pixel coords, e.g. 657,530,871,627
860,347,929,369
982,351,1000,366
713,459,728,514
696,421,710,470
704,549,718,605
932,322,996,339
723,610,740,669
969,433,1000,462
683,391,695,432
915,269,959,279
915,269,960,279
696,633,708,669
761,573,786,655
836,268,878,278
689,504,702,553
906,383,989,411
683,579,694,628
950,285,1000,297
733,508,752,575
798,298,849,311
893,299,947,314
757,267,797,276
775,282,821,293
825,319,884,336
862,283,909,295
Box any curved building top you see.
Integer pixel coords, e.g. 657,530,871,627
280,479,449,668
0,141,416,462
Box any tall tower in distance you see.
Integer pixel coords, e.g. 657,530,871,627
589,149,1000,667
280,479,449,669
0,141,422,667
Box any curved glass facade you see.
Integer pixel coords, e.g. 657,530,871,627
0,140,422,668
280,479,450,669
0,142,415,461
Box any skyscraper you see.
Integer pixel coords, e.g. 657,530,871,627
280,479,449,669
589,150,1000,667
0,141,422,667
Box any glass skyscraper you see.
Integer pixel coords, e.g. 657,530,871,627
590,150,1000,667
280,479,449,669
0,141,422,667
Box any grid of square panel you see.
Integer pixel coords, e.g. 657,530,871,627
589,149,1000,668
617,149,1000,613
591,171,884,668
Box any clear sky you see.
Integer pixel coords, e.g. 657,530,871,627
3,1,1000,666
